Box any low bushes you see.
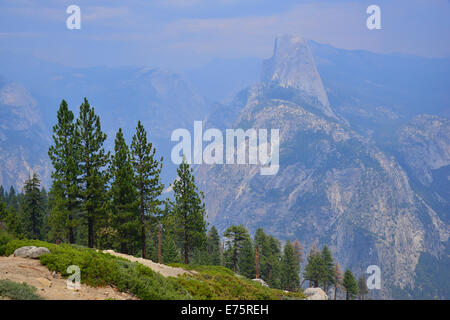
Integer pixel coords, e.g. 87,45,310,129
115,260,191,300
171,264,305,300
1,239,305,300
0,280,42,300
39,245,119,287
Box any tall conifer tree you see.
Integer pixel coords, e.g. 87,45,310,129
22,173,44,239
281,240,300,291
238,236,256,278
48,100,80,243
206,226,221,266
303,246,325,288
109,128,139,254
130,121,164,258
343,269,358,300
172,158,207,264
224,225,249,273
76,98,109,248
321,245,335,292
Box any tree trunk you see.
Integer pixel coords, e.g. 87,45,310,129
140,186,146,259
158,224,161,264
184,211,189,264
184,230,189,264
88,217,94,248
233,245,237,273
141,224,146,259
68,204,74,244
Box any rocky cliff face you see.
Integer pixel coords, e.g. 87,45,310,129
0,82,51,190
196,35,449,298
397,115,450,187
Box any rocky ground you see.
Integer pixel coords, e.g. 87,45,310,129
0,256,136,300
103,250,196,278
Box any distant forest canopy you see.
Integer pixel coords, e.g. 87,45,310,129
0,98,367,299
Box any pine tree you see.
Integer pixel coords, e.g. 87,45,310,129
1,187,23,237
22,173,44,239
343,269,358,300
76,98,109,248
162,232,180,264
48,188,68,243
303,246,325,288
206,226,221,266
0,200,7,231
224,225,250,273
267,236,282,289
254,228,282,288
7,186,19,211
334,262,344,300
192,245,210,265
130,121,164,259
5,207,23,238
109,128,140,254
48,100,81,243
281,240,300,291
172,158,207,264
321,245,335,293
0,186,5,204
358,275,369,300
238,236,256,278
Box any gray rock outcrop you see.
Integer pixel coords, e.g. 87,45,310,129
304,288,328,300
14,246,50,259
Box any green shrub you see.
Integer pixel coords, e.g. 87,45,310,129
115,260,192,300
0,230,14,256
0,280,42,300
39,244,119,287
173,264,305,300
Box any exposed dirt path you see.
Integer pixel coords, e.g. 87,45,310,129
0,256,136,300
103,250,196,277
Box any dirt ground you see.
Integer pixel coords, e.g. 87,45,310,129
103,250,196,278
0,256,136,300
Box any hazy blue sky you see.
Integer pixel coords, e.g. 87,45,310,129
1,0,449,70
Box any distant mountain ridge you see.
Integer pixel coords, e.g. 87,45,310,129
196,35,449,299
